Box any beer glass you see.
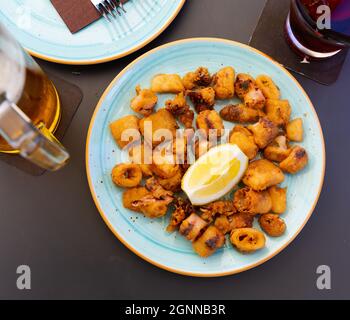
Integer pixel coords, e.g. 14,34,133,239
0,23,69,171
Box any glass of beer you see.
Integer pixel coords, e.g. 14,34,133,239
285,0,350,59
0,23,69,171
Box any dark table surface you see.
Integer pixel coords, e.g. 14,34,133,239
1,0,349,300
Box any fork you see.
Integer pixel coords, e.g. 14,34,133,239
91,0,127,22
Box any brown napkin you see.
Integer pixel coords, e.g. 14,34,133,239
51,0,101,34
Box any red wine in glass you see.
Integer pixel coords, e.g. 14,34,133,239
286,0,350,59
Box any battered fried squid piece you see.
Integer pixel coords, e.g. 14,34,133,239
235,73,255,99
220,104,259,123
230,228,266,253
151,148,180,179
110,115,140,149
166,198,195,233
196,110,224,137
212,66,235,100
263,136,291,163
229,125,258,160
243,159,285,191
187,87,216,113
233,187,272,214
214,215,232,234
130,85,158,116
111,164,142,188
122,187,151,212
268,186,287,214
279,146,308,174
139,109,178,146
200,200,236,223
248,117,279,149
193,226,225,257
179,213,208,242
286,118,303,142
265,99,291,127
151,74,185,93
145,177,174,201
255,75,280,100
259,214,286,237
229,213,254,230
165,92,194,129
158,168,183,192
129,142,153,177
182,67,212,90
244,87,266,110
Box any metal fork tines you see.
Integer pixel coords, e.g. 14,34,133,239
91,0,127,22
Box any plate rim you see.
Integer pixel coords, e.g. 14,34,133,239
18,0,186,65
85,37,326,277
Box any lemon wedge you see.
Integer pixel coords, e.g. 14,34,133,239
182,144,248,206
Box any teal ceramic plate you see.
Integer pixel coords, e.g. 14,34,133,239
0,0,185,64
86,38,325,277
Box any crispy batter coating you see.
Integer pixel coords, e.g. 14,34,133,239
110,115,140,149
193,138,215,159
230,228,266,253
158,167,183,192
244,87,266,110
220,104,259,123
196,110,224,137
122,187,151,212
234,73,256,99
166,198,195,233
266,99,291,127
259,214,286,237
214,215,232,234
151,148,179,179
111,163,142,188
233,187,272,214
182,72,197,90
243,159,285,191
212,66,235,100
151,74,184,93
182,67,212,90
139,109,178,146
193,226,225,257
286,118,303,142
255,75,280,100
200,200,236,223
129,142,153,177
268,186,287,214
280,146,308,174
229,125,258,160
229,213,254,230
130,85,158,116
179,213,208,242
165,92,194,129
248,117,279,149
187,87,216,113
263,136,291,163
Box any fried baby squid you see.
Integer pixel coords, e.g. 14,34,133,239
229,125,258,160
187,87,216,113
182,67,212,90
157,168,183,192
110,115,140,149
233,187,272,214
286,118,304,142
255,75,280,100
130,85,158,116
220,104,259,123
212,66,235,100
179,213,208,241
279,146,308,174
263,135,291,163
193,226,225,257
230,228,266,253
129,143,153,177
234,73,256,100
196,110,225,137
268,186,287,214
214,213,253,234
200,200,237,223
243,159,285,191
111,164,143,188
259,214,286,237
165,92,194,129
265,99,291,127
248,117,279,149
167,198,195,233
151,74,184,93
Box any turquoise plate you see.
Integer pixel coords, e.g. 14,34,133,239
86,38,325,277
0,0,185,64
